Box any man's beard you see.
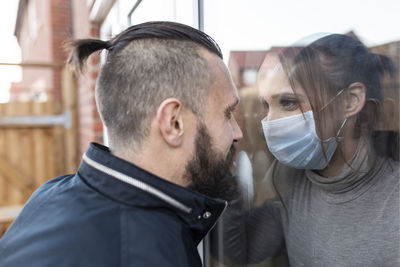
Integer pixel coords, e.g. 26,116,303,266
184,123,239,201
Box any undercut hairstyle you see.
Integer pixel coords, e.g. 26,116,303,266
67,21,223,150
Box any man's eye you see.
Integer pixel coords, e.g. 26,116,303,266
279,98,298,110
225,110,233,119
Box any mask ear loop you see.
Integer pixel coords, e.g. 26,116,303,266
316,88,347,163
336,118,347,137
320,117,347,165
319,88,346,112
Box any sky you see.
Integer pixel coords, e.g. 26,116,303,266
0,1,20,62
204,0,400,60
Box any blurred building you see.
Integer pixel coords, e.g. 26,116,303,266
13,0,400,157
370,41,400,132
14,0,71,102
14,0,106,154
14,0,203,155
228,50,267,88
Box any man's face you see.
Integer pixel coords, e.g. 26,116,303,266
185,122,237,200
184,53,243,200
202,52,243,159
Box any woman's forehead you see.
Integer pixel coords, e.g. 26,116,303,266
259,71,308,100
258,65,290,97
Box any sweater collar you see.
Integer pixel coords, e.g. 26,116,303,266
305,138,385,203
77,142,227,244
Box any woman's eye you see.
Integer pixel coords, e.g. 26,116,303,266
279,98,298,110
262,100,269,111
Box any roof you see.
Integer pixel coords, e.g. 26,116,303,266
229,50,268,70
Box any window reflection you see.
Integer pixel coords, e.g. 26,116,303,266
208,32,399,266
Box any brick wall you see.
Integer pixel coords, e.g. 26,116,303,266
15,0,53,101
71,0,103,155
50,0,71,101
16,0,104,156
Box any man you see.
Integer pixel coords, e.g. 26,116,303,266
0,22,242,266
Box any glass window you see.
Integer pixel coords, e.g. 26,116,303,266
203,1,400,266
128,0,198,28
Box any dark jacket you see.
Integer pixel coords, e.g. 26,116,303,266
0,143,227,267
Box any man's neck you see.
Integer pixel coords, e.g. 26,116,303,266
111,146,188,187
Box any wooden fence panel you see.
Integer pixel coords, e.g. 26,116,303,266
0,101,65,204
5,103,25,204
62,67,79,174
0,66,79,236
0,103,6,205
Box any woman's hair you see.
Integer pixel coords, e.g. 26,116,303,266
281,34,399,161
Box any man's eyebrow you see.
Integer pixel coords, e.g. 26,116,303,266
226,98,240,111
224,98,240,115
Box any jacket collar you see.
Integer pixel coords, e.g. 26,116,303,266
77,143,227,244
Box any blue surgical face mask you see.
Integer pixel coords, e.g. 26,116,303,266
261,110,346,170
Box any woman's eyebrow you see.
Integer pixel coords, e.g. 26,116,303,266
271,92,306,100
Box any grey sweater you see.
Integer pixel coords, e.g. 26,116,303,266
224,144,400,266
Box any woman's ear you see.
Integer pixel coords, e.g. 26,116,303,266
156,98,184,147
343,82,366,118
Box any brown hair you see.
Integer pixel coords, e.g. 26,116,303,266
282,34,398,161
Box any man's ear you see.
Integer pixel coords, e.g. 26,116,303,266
343,82,367,118
156,98,184,147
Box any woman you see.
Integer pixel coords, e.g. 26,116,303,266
222,34,399,266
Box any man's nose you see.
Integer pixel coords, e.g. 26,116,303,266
232,117,243,142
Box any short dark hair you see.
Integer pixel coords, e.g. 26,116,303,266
67,21,223,150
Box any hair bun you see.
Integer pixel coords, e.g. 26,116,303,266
67,39,113,73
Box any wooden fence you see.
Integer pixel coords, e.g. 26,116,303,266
0,66,79,236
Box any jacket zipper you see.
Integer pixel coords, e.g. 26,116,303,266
83,153,193,214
